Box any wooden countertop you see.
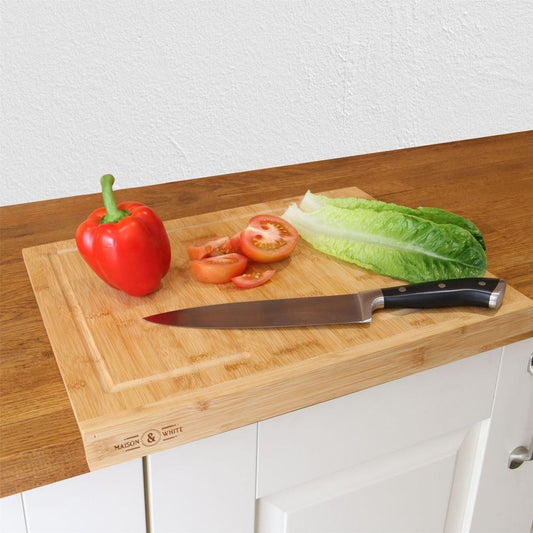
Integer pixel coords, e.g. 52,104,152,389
1,131,532,497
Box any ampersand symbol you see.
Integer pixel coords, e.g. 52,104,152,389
142,429,160,446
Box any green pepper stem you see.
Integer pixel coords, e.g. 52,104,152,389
99,174,130,224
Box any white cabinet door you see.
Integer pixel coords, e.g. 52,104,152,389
22,459,145,533
0,493,26,533
470,338,533,532
256,349,501,533
147,424,257,533
257,427,478,533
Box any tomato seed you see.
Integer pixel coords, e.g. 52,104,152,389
252,237,286,250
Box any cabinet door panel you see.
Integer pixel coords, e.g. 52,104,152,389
257,349,500,498
147,424,256,533
0,494,26,533
22,460,145,533
470,338,533,532
257,428,468,533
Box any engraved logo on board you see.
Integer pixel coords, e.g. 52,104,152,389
112,424,184,454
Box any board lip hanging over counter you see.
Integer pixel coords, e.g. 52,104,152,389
22,186,533,471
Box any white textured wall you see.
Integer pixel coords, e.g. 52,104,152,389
1,1,532,206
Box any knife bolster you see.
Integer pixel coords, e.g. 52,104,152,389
356,289,385,322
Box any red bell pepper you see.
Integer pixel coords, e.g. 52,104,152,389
76,174,171,296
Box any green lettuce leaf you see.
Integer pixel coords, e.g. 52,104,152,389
283,196,487,283
300,191,485,249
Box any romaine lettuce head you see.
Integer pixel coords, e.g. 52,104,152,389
283,199,487,283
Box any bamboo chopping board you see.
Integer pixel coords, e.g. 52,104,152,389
22,186,533,470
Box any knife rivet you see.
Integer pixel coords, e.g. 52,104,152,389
478,280,486,286
438,283,446,288
398,287,407,292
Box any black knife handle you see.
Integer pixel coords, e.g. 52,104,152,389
381,278,506,310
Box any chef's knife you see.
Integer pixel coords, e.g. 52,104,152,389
144,277,506,329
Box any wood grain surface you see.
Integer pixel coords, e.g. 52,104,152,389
1,131,532,495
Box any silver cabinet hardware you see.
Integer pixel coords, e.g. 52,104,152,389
508,436,533,469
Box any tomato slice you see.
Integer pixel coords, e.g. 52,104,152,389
232,269,275,289
190,253,248,284
229,232,242,254
187,237,232,260
240,215,299,263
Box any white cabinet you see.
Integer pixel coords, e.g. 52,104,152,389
2,339,531,533
15,460,145,533
470,338,533,532
146,424,257,533
256,349,501,533
0,494,26,533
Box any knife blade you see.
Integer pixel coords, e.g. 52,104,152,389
143,277,506,329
